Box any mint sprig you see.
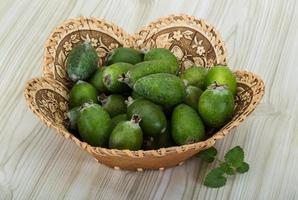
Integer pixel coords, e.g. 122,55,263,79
219,162,235,175
198,146,249,188
224,146,244,168
236,162,249,173
203,167,227,188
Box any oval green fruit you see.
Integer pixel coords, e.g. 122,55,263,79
103,62,133,93
198,84,235,128
133,73,186,106
109,115,143,150
144,48,178,70
88,67,108,93
111,114,127,129
106,47,144,65
69,81,98,108
184,85,203,110
124,60,179,87
180,67,208,89
127,98,167,137
77,103,112,147
171,104,205,145
204,65,237,95
98,94,127,117
66,42,99,82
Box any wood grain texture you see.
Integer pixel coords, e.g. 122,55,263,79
0,0,297,199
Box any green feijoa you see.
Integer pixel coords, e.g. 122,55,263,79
98,94,127,117
77,103,112,147
127,98,167,137
66,42,99,82
109,115,143,150
103,62,133,93
69,81,98,108
204,65,237,95
106,47,144,65
180,66,208,89
133,73,186,106
184,85,203,110
144,48,178,70
171,104,205,145
88,67,108,93
123,60,179,87
111,114,127,129
198,84,235,128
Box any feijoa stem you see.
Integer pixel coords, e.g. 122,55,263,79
131,114,142,124
125,96,134,107
97,93,108,104
209,82,228,90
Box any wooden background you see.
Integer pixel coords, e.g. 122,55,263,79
1,0,298,199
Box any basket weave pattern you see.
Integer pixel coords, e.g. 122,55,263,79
24,15,264,170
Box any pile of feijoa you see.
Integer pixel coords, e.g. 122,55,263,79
65,42,236,150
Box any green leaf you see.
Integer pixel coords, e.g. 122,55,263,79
224,146,244,168
220,162,235,175
204,167,227,188
236,162,249,173
198,147,217,163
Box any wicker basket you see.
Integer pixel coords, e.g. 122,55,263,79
24,15,264,170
